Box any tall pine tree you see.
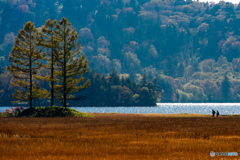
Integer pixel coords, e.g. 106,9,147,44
55,17,90,107
39,19,59,106
7,22,48,108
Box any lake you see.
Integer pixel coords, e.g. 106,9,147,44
1,103,240,115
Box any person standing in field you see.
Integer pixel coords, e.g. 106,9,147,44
212,109,215,117
216,110,220,117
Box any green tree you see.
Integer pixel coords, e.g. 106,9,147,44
138,87,155,106
152,78,162,102
54,17,90,107
109,69,121,85
39,19,59,106
141,74,148,87
159,79,174,102
222,75,230,101
7,22,48,108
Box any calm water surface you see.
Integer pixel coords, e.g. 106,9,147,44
1,103,240,115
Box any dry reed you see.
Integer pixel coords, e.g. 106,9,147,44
0,113,240,160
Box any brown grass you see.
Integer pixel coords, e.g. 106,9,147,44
0,113,240,160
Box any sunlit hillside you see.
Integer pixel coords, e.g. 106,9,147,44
1,0,240,103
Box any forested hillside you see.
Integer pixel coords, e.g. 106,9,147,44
1,0,240,103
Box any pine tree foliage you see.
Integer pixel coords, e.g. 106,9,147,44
54,17,90,107
6,21,48,108
38,19,60,106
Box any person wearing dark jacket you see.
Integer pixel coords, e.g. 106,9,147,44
212,109,215,117
216,110,220,117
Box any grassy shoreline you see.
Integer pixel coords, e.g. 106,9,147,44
0,106,92,117
1,109,240,117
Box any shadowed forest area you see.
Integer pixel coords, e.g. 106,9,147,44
1,0,240,104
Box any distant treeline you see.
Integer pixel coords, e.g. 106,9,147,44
78,70,162,106
0,70,161,106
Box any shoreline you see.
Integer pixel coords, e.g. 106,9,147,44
1,111,239,117
89,112,240,117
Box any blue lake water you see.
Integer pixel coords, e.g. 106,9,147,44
1,103,240,115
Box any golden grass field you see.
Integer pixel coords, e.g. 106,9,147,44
0,113,240,160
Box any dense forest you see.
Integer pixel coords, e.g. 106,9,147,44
1,0,240,104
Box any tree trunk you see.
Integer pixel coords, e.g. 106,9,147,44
30,32,32,108
63,22,67,107
51,27,54,107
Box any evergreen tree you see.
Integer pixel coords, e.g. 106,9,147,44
159,79,174,102
141,74,148,87
152,78,162,102
7,22,48,108
39,19,59,106
109,69,121,85
54,17,90,107
222,75,230,101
